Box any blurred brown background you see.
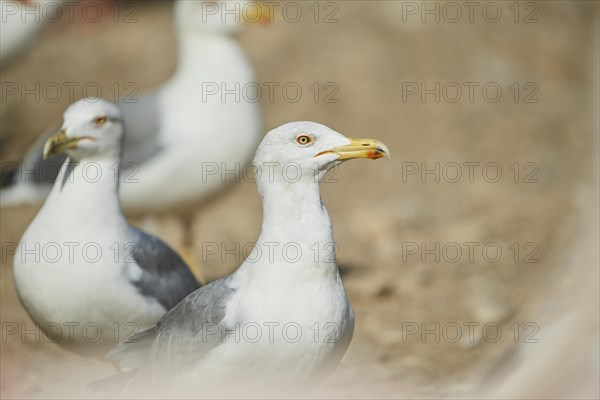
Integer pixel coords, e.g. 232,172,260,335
1,1,598,398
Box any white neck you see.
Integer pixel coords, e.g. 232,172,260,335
173,29,241,80
234,167,338,282
44,157,124,224
258,176,332,244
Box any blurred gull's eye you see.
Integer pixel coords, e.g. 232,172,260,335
295,135,313,146
94,116,107,127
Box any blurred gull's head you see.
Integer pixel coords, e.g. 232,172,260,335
43,99,123,161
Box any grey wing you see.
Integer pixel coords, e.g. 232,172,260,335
108,279,235,382
128,227,200,311
118,92,163,165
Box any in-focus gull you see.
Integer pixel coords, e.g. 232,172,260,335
13,99,200,355
1,0,267,212
104,121,390,396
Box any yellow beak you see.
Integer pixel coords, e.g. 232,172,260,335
42,129,90,160
315,138,391,160
243,1,273,24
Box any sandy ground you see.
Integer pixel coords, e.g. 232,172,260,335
0,1,599,398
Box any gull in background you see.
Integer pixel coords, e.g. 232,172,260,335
0,0,65,66
102,122,390,396
13,99,200,356
1,0,268,213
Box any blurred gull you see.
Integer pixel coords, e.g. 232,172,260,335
0,0,64,66
1,0,268,213
13,99,200,355
102,122,390,396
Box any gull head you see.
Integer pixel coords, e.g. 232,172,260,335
254,121,390,183
43,99,123,161
175,1,272,35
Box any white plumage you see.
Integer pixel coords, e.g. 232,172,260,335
1,0,263,214
13,99,199,355
105,122,390,396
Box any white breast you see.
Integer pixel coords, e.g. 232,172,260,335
173,261,354,391
13,161,165,345
119,37,262,212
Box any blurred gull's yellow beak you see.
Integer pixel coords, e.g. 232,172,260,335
243,1,273,24
315,138,391,160
42,129,92,160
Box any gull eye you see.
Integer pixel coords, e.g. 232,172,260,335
93,116,107,127
295,134,313,146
